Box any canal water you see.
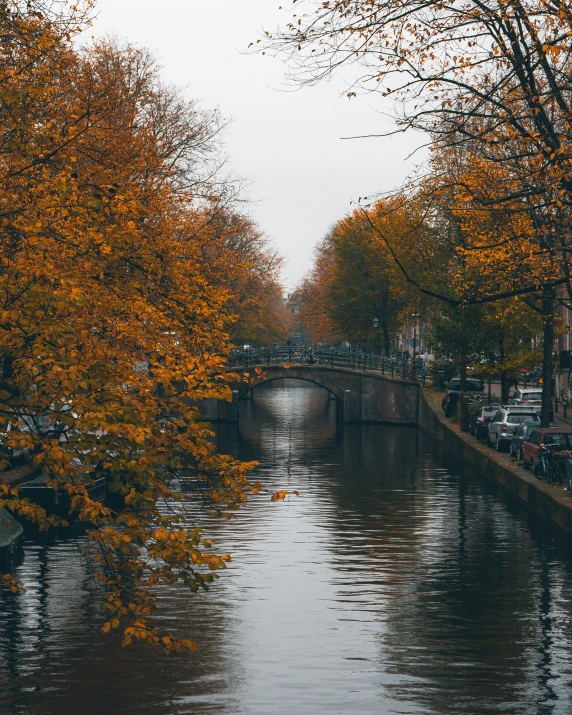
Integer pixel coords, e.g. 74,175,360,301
2,381,572,714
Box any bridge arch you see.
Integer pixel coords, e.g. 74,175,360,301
239,371,340,401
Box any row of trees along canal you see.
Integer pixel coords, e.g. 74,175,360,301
0,2,293,653
265,0,572,428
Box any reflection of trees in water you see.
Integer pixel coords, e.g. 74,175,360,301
218,379,339,464
4,383,572,713
0,382,339,714
222,386,572,714
283,419,572,714
368,436,572,714
425,436,572,710
0,538,244,713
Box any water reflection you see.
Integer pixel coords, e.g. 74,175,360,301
1,381,572,713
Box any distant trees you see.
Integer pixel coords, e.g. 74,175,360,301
296,177,544,401
295,235,340,344
207,212,291,346
297,209,411,353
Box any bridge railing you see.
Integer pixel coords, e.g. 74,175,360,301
228,346,428,383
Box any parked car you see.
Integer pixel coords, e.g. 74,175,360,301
508,387,543,412
441,377,485,417
487,408,540,451
522,427,572,470
510,421,555,459
469,404,499,439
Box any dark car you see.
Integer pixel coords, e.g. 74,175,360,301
469,404,499,439
441,377,485,417
522,428,572,470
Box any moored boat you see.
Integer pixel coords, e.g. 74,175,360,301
18,474,107,516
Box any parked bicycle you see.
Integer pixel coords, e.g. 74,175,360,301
533,444,564,485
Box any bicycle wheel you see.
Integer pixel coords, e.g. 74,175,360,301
549,463,562,485
533,460,547,481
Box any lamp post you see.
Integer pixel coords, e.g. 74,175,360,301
410,313,420,362
373,317,381,355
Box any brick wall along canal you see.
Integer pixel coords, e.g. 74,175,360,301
2,380,572,714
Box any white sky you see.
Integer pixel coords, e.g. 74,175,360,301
89,0,423,290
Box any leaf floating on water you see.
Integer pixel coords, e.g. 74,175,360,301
271,490,300,502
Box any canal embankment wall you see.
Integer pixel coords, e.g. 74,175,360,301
418,387,572,538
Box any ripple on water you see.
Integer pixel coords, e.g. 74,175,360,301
2,382,572,714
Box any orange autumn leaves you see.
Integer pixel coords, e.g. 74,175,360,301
295,204,413,351
0,3,283,653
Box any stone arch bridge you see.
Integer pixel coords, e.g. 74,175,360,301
199,361,420,426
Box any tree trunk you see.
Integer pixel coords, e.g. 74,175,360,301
499,331,509,403
541,288,555,428
500,372,508,404
459,351,467,391
381,321,390,357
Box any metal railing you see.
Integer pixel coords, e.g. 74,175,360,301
228,346,428,383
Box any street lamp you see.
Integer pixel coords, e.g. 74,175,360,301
372,317,380,355
410,313,420,362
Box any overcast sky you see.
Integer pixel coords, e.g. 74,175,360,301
89,0,423,290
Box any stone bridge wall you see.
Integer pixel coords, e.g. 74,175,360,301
199,365,420,425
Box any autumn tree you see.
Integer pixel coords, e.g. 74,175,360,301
265,0,572,205
264,0,572,425
295,206,412,352
0,4,288,652
295,234,341,344
480,302,543,403
427,299,542,402
204,211,290,346
350,144,568,424
330,209,411,353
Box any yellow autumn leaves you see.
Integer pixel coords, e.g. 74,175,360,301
0,2,285,653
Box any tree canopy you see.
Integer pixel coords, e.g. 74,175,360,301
0,2,290,652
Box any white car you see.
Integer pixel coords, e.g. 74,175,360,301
508,388,543,412
487,408,540,452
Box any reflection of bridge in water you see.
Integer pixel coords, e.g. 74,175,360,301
202,347,423,426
